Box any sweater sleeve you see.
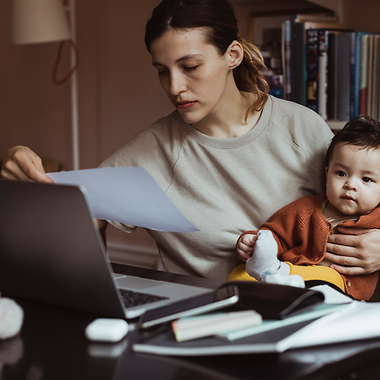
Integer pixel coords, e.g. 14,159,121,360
260,195,331,264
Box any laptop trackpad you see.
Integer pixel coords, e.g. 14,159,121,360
116,275,209,298
116,275,176,291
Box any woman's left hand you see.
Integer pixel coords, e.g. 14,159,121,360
325,227,380,275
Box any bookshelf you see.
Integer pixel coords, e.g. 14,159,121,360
237,0,380,130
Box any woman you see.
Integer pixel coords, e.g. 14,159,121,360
2,0,380,282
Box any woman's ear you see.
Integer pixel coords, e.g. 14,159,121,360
226,40,244,70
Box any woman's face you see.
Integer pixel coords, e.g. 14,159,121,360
150,28,238,128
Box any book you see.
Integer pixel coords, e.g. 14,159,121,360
289,15,297,102
370,35,379,119
224,280,325,320
374,35,380,121
293,21,307,105
172,310,262,342
306,28,318,112
366,35,375,117
265,75,283,99
318,31,329,120
216,302,347,342
336,32,352,121
132,318,319,356
327,31,338,119
352,33,372,118
359,34,370,116
349,32,356,119
305,28,337,117
282,19,292,100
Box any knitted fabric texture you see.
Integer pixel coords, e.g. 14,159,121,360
239,194,380,300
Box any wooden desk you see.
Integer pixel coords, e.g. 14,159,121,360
2,265,380,380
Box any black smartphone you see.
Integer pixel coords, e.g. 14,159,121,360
138,284,239,329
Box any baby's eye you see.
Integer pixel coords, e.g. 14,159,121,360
363,177,373,183
336,170,346,177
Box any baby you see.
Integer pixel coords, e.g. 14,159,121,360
236,116,380,300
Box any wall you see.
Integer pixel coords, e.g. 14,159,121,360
1,1,71,166
0,0,173,168
341,0,380,34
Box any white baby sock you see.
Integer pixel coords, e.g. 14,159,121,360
245,230,290,281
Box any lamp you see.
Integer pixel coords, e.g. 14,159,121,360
11,0,80,170
11,0,70,44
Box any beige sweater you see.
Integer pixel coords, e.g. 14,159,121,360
100,95,333,281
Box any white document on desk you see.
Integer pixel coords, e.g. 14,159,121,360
289,300,380,349
47,167,198,233
310,285,353,304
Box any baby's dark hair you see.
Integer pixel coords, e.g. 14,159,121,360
326,116,380,166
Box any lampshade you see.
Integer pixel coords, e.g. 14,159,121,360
11,0,71,45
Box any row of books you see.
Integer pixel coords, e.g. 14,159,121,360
264,15,380,122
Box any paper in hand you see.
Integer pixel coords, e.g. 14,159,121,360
47,167,198,233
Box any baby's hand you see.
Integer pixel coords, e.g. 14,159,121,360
236,233,257,262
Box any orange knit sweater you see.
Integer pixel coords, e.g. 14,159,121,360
241,194,380,300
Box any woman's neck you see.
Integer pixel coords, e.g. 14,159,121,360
191,90,261,138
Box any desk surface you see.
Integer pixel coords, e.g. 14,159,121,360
2,264,380,380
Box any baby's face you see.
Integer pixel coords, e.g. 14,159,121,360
325,143,380,216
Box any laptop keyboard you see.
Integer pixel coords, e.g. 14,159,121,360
119,288,169,308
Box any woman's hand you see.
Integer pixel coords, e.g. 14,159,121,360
325,227,380,275
1,146,54,183
236,233,257,262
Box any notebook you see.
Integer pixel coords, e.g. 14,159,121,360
0,180,211,319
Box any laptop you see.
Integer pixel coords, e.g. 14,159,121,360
0,180,211,319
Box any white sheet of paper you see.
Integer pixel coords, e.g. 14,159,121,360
47,167,198,233
310,285,352,304
289,301,380,349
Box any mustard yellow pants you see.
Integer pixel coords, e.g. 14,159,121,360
227,262,345,293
